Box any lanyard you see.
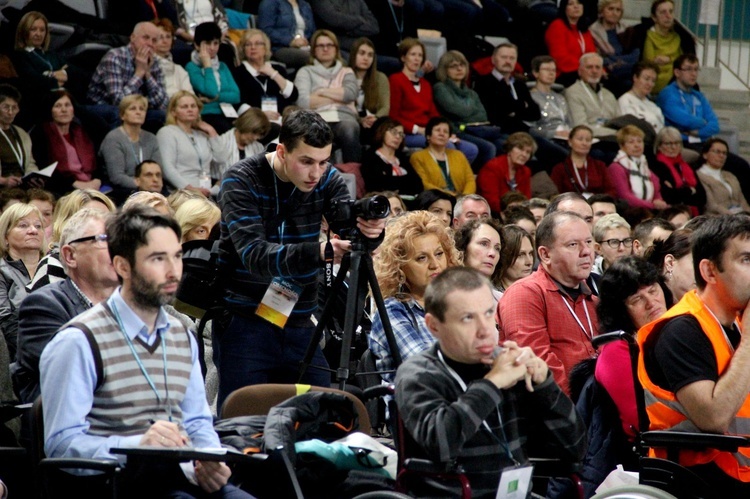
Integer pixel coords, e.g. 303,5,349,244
31,49,54,71
703,304,738,354
181,129,203,171
572,160,588,191
429,150,450,180
678,89,698,116
436,349,516,463
0,128,23,167
576,29,586,53
506,80,518,101
251,72,269,95
560,292,594,340
387,0,405,39
269,151,297,243
581,83,603,109
111,301,173,421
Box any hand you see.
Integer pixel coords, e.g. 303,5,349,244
391,0,405,6
53,67,68,86
186,185,211,197
259,62,276,77
511,345,549,389
72,178,102,190
1,176,22,187
195,460,231,493
139,420,188,447
654,55,670,65
421,60,435,74
263,110,281,121
449,134,460,144
199,43,212,68
320,237,352,264
416,126,426,136
653,199,669,210
193,120,218,137
356,217,386,239
483,341,529,390
134,46,153,77
361,115,377,128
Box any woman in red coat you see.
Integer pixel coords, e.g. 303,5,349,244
545,0,596,87
477,132,535,215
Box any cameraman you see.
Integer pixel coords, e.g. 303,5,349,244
216,110,385,407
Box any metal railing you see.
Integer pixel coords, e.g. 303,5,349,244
679,0,750,88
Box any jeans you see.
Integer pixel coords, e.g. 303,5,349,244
330,119,362,163
458,125,506,172
213,312,331,410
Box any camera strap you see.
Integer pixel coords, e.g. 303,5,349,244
324,231,334,290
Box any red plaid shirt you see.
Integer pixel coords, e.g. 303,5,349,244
497,267,598,394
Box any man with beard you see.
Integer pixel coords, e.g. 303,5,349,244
39,206,253,499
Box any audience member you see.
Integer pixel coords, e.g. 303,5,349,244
100,94,163,201
697,137,750,215
294,30,361,163
156,91,224,196
369,210,459,383
0,203,45,359
545,0,596,87
396,267,586,498
123,190,174,216
27,188,55,242
592,213,631,274
618,61,664,133
216,108,271,168
39,205,253,498
185,22,241,134
627,0,696,93
434,50,504,170
27,189,115,292
388,38,477,163
152,18,194,98
134,160,167,194
503,205,538,243
0,84,37,184
659,204,691,228
638,214,750,494
498,224,535,293
0,189,27,212
167,188,204,212
257,0,316,69
360,118,422,195
454,218,504,301
175,197,221,242
232,29,298,125
528,197,550,225
174,0,230,43
87,22,168,129
13,208,116,403
550,125,616,197
415,189,457,228
631,217,674,257
528,56,574,142
588,193,617,225
308,0,380,60
609,125,666,210
589,0,639,96
215,110,385,407
365,0,419,72
477,132,535,215
545,191,595,228
564,53,621,139
646,227,694,307
410,117,476,196
650,126,706,215
348,38,390,134
452,194,491,229
32,90,103,196
502,192,530,213
499,211,598,393
378,190,407,219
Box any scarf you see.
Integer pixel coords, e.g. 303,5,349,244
589,20,625,56
655,152,697,189
190,50,221,90
614,150,654,201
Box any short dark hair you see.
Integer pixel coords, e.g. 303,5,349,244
193,22,222,46
673,53,699,71
415,189,456,212
633,217,675,243
425,116,451,137
701,137,729,155
536,211,584,252
544,192,588,217
632,60,659,78
135,160,161,177
106,205,182,273
424,266,491,321
587,194,617,207
371,117,404,151
503,205,535,226
692,214,750,290
531,55,555,73
279,109,334,152
0,84,21,105
659,204,692,224
597,256,662,333
500,192,528,212
651,0,674,16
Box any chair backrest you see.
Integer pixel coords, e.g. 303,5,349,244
220,384,371,435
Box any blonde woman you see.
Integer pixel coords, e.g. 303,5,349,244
28,189,115,292
0,203,46,358
123,191,174,217
175,197,221,242
367,210,460,383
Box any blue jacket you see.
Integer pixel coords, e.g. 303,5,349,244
258,0,316,50
656,81,720,141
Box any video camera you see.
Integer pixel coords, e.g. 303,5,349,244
328,195,390,242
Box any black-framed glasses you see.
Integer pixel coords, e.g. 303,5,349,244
598,237,633,249
69,233,108,245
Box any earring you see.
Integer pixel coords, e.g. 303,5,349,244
665,269,673,281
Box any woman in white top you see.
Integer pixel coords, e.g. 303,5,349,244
156,91,225,197
618,61,664,133
216,108,271,174
153,18,194,98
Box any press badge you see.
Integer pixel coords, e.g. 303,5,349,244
261,96,278,114
256,277,302,328
220,102,238,118
495,465,533,499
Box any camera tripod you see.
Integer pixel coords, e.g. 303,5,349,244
298,237,401,390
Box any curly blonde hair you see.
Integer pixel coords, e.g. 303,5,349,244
375,210,460,300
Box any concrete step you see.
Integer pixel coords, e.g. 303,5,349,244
702,86,750,107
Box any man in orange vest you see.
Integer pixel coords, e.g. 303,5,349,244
638,214,750,492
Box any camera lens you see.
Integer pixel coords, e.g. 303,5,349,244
364,195,391,219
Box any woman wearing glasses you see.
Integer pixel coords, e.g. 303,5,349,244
650,126,706,216
361,118,422,195
294,29,361,163
593,213,632,275
697,137,750,215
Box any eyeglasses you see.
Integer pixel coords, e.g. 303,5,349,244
660,141,681,147
69,233,108,246
388,129,405,137
315,43,336,49
447,62,466,69
678,66,700,73
244,41,265,48
708,148,728,156
598,237,634,249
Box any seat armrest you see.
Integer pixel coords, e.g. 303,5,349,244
641,430,750,452
39,457,121,473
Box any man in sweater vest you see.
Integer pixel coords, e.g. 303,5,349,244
639,214,750,493
39,206,253,498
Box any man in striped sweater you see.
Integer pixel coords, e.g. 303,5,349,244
396,267,586,498
215,110,385,408
40,206,253,498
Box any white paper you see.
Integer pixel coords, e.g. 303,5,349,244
699,0,720,25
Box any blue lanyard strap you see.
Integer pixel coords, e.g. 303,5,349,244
110,301,173,422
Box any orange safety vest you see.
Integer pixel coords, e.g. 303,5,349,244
637,289,750,482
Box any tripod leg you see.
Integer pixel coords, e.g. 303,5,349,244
336,250,363,390
297,255,351,382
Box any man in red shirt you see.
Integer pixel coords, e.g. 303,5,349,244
497,211,598,393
